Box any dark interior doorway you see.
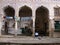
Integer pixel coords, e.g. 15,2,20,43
4,6,15,17
3,6,15,35
19,5,32,17
35,6,49,36
19,5,33,36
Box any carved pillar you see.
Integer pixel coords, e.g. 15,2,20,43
49,6,55,37
49,18,54,37
32,10,35,37
15,8,19,36
0,14,3,36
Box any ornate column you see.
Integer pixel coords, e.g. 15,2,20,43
49,18,54,37
48,6,55,37
32,10,35,37
0,14,3,36
15,8,19,36
0,7,5,36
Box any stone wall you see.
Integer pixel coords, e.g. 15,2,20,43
0,0,60,37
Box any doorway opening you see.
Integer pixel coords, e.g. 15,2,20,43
35,6,49,36
2,6,15,35
18,6,33,36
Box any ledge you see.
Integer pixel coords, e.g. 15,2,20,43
0,36,60,44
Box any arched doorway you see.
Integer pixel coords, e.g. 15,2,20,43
19,5,33,36
35,6,49,36
3,6,15,35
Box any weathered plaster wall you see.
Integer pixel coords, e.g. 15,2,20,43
0,0,60,37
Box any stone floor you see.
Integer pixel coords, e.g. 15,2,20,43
0,35,60,45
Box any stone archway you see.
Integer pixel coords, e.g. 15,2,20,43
19,5,33,36
3,5,15,35
35,6,49,36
